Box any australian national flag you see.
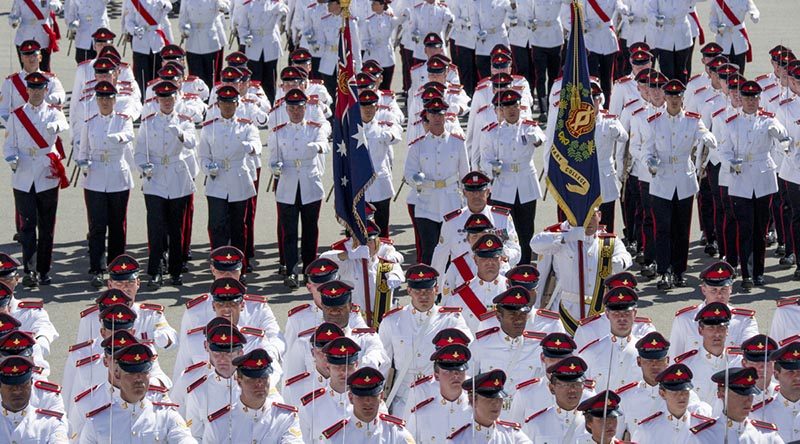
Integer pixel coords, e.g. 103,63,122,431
332,19,375,244
545,1,602,227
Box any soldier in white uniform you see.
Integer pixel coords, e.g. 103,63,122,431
770,294,800,344
178,0,228,89
674,303,744,403
76,81,136,288
320,367,412,443
405,0,453,64
122,0,173,95
71,59,143,136
134,81,197,288
3,71,69,287
709,0,760,73
404,97,470,265
687,367,783,444
64,0,110,63
644,79,717,289
446,369,532,443
8,0,61,71
530,209,632,335
78,343,196,443
609,46,652,116
0,356,68,443
631,363,713,444
756,341,800,442
480,90,545,263
646,0,697,83
449,0,476,95
203,348,303,443
616,2,650,77
362,0,400,89
669,261,758,359
472,0,509,80
719,80,790,288
281,321,341,407
735,334,780,415
0,40,65,124
378,264,471,415
199,86,260,260
235,0,288,103
268,88,328,288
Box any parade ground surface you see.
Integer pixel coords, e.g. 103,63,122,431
0,0,798,381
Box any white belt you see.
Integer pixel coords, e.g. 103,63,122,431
667,155,684,164
629,16,647,24
560,290,590,305
421,176,458,189
151,154,182,165
503,162,528,173
22,19,47,25
89,152,124,163
284,158,316,169
253,28,271,36
743,153,770,163
536,20,556,27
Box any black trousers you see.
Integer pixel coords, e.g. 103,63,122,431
379,66,395,91
247,56,278,105
651,192,693,275
207,196,248,257
370,198,391,238
698,167,715,244
587,51,616,109
245,168,261,260
622,175,641,247
475,55,492,81
656,47,692,83
771,177,791,251
599,200,616,234
187,50,223,90
731,193,772,278
144,194,190,277
511,45,533,91
638,180,656,264
686,39,695,79
616,38,632,79
321,73,338,108
181,193,194,263
492,194,536,264
707,163,726,257
721,186,739,267
75,47,97,64
277,188,322,275
84,189,129,273
400,46,414,92
14,185,58,275
310,57,322,80
726,49,747,75
785,181,800,269
17,47,51,72
407,204,422,264
133,51,163,102
415,217,442,265
532,45,562,112
451,42,476,97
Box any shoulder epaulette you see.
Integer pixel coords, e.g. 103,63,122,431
704,94,721,103
411,374,433,387
525,407,549,423
631,107,646,116
308,121,324,128
691,412,713,422
184,361,208,374
80,305,100,318
301,387,326,405
731,307,755,317
74,385,99,403
307,2,315,7
285,372,310,386
676,304,698,316
411,397,435,412
690,418,717,434
410,62,424,71
647,112,662,123
497,420,521,430
759,110,776,118
752,397,774,411
78,59,92,66
379,237,394,245
675,349,698,363
186,375,208,393
578,338,600,354
477,104,490,114
439,306,462,314
85,114,98,123
755,74,770,82
272,122,288,132
476,83,490,91
34,380,61,394
451,133,465,141
602,113,618,119
148,384,168,393
288,303,311,317
382,306,404,319
146,78,160,87
579,314,601,326
75,355,99,367
727,346,742,355
86,403,111,418
379,413,405,426
712,108,726,118
616,76,632,84
781,335,800,346
321,13,332,19
152,401,179,409
616,381,638,394
685,111,701,119
322,419,348,439
523,331,546,340
17,299,43,309
584,379,597,390
623,99,640,109
478,309,497,322
273,402,299,413
522,119,539,126
444,208,462,221
694,86,708,95
726,114,738,123
139,303,164,312
638,411,663,425
764,84,778,91
69,340,93,353
298,327,315,338
352,327,376,334
178,114,192,122
481,121,498,132
476,326,499,340
244,294,268,303
544,222,563,233
202,118,218,127
447,424,470,440
750,419,778,431
207,405,231,422
378,120,393,126
491,205,511,216
634,316,652,323
777,296,800,307
185,293,208,309
241,326,264,337
536,308,559,320
408,135,425,145
516,377,540,390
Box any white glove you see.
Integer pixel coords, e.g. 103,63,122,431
217,0,229,13
9,14,20,28
387,276,403,290
702,133,718,149
154,333,170,349
46,122,60,134
181,23,191,39
244,35,254,46
610,124,622,140
134,26,145,39
750,12,760,23
564,226,585,243
108,133,126,144
768,125,785,140
168,124,183,139
349,245,370,260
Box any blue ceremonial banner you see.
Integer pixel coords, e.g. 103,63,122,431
545,0,602,227
332,19,375,245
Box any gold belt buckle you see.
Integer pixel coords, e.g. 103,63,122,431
435,180,447,189
222,159,231,170
510,163,520,173
294,159,302,168
746,154,753,162
100,152,110,163
502,398,511,410
670,156,679,164
28,148,37,157
161,155,170,165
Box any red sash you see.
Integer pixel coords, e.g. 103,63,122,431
451,255,475,282
21,0,59,52
689,11,706,45
11,74,29,102
585,0,619,51
454,282,487,318
12,107,69,188
715,0,753,62
130,0,170,45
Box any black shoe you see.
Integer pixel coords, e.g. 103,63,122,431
640,263,656,278
699,234,707,246
776,244,787,256
741,277,754,290
767,231,777,247
147,274,163,290
626,241,638,255
537,112,548,124
284,274,299,289
90,273,104,289
753,276,766,286
674,274,687,287
239,274,247,285
246,263,254,273
635,252,646,265
38,273,51,285
780,254,796,267
12,233,20,242
21,273,38,288
277,265,287,276
657,273,673,290
171,275,183,286
186,249,193,261
704,241,718,257
181,263,189,273
793,269,800,280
